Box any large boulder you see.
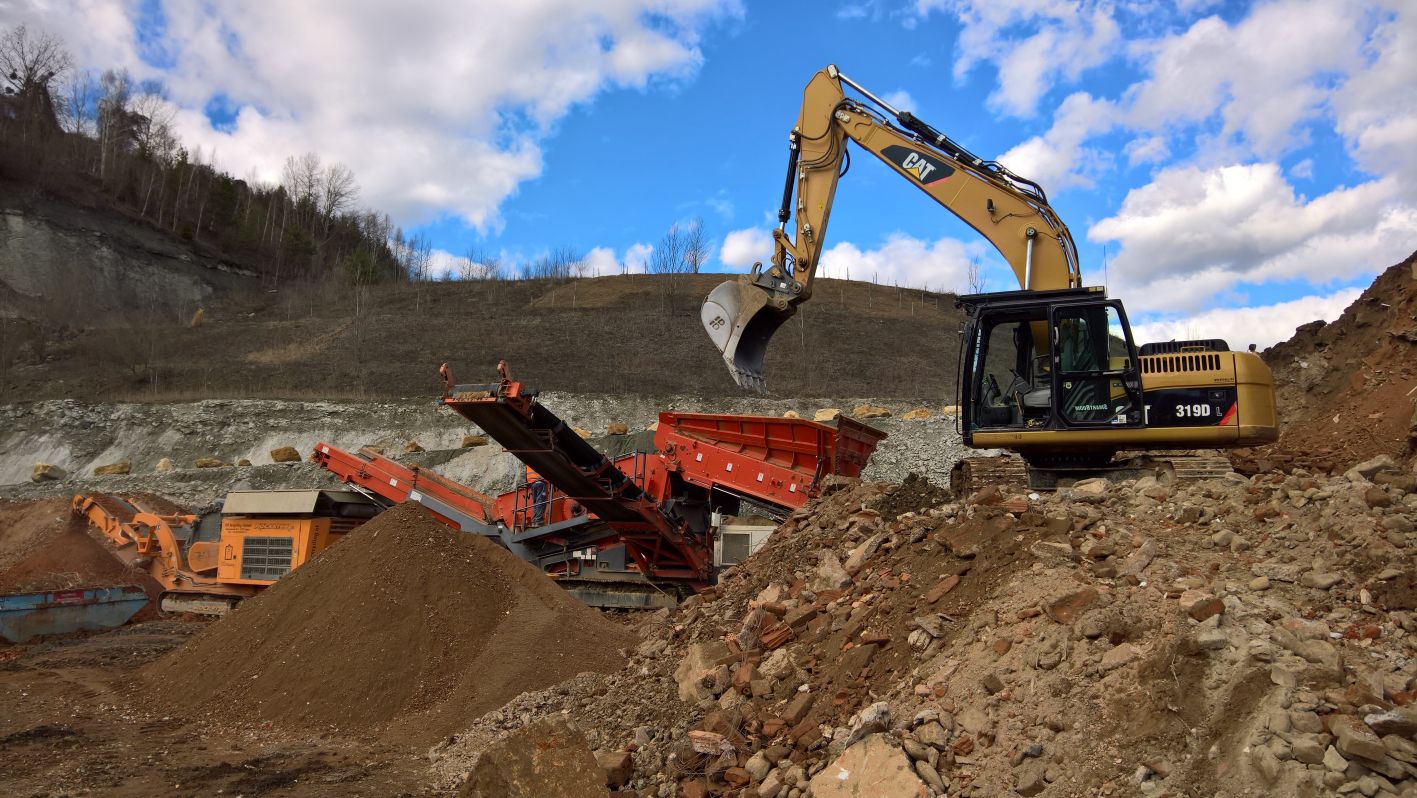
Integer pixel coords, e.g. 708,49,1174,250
607,422,629,435
93,460,131,476
155,458,173,473
461,434,489,447
459,717,608,798
852,404,891,419
31,463,66,482
814,408,842,422
269,446,303,463
193,457,227,469
809,734,927,798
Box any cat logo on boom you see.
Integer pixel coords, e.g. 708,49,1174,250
881,145,953,185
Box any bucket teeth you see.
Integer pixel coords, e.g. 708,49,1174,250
700,277,792,393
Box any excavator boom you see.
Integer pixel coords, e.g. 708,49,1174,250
702,65,1079,390
703,65,1277,470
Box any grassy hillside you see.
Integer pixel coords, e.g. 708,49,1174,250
3,273,967,402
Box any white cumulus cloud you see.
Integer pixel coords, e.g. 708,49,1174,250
1131,288,1362,351
998,92,1116,189
917,0,1122,117
9,0,740,231
1089,163,1417,310
719,227,773,268
818,233,983,291
583,243,653,276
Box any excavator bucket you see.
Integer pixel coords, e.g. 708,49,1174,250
701,275,794,392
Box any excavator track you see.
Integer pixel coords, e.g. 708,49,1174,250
950,451,1235,497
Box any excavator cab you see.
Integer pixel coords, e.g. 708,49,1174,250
958,287,1145,446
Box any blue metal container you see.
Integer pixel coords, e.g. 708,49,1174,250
0,585,149,642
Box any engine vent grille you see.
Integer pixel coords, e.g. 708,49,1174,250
1139,339,1229,355
240,536,294,580
1141,353,1223,374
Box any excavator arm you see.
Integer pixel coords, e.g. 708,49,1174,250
702,64,1080,390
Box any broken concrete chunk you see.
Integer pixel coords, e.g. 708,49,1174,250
843,533,885,577
673,641,731,703
1300,571,1343,590
809,550,853,592
1118,538,1158,577
1332,716,1393,762
1100,642,1141,671
808,734,925,798
595,750,633,789
1069,478,1110,501
1346,454,1396,483
1364,708,1417,738
459,716,608,798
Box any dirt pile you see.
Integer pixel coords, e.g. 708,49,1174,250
436,461,1417,797
1258,251,1417,472
0,498,151,596
141,502,634,742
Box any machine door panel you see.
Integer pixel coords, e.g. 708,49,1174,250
1050,303,1143,428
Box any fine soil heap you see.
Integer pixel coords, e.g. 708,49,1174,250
0,498,155,599
141,502,634,743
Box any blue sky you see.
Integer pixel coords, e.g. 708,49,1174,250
13,0,1416,347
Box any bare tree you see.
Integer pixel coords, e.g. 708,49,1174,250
0,24,72,95
58,68,99,136
281,151,323,227
966,256,987,294
319,162,358,229
129,82,177,159
649,222,686,274
462,246,502,280
683,217,708,274
96,69,133,179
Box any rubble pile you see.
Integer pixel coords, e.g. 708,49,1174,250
438,455,1416,797
1254,251,1417,472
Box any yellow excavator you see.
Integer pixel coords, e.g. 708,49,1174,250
702,65,1277,488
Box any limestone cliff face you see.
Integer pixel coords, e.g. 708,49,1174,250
0,201,255,325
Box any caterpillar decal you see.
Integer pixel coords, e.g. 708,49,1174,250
881,144,953,185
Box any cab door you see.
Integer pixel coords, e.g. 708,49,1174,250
1049,302,1145,428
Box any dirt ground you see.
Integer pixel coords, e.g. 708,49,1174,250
0,621,437,797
